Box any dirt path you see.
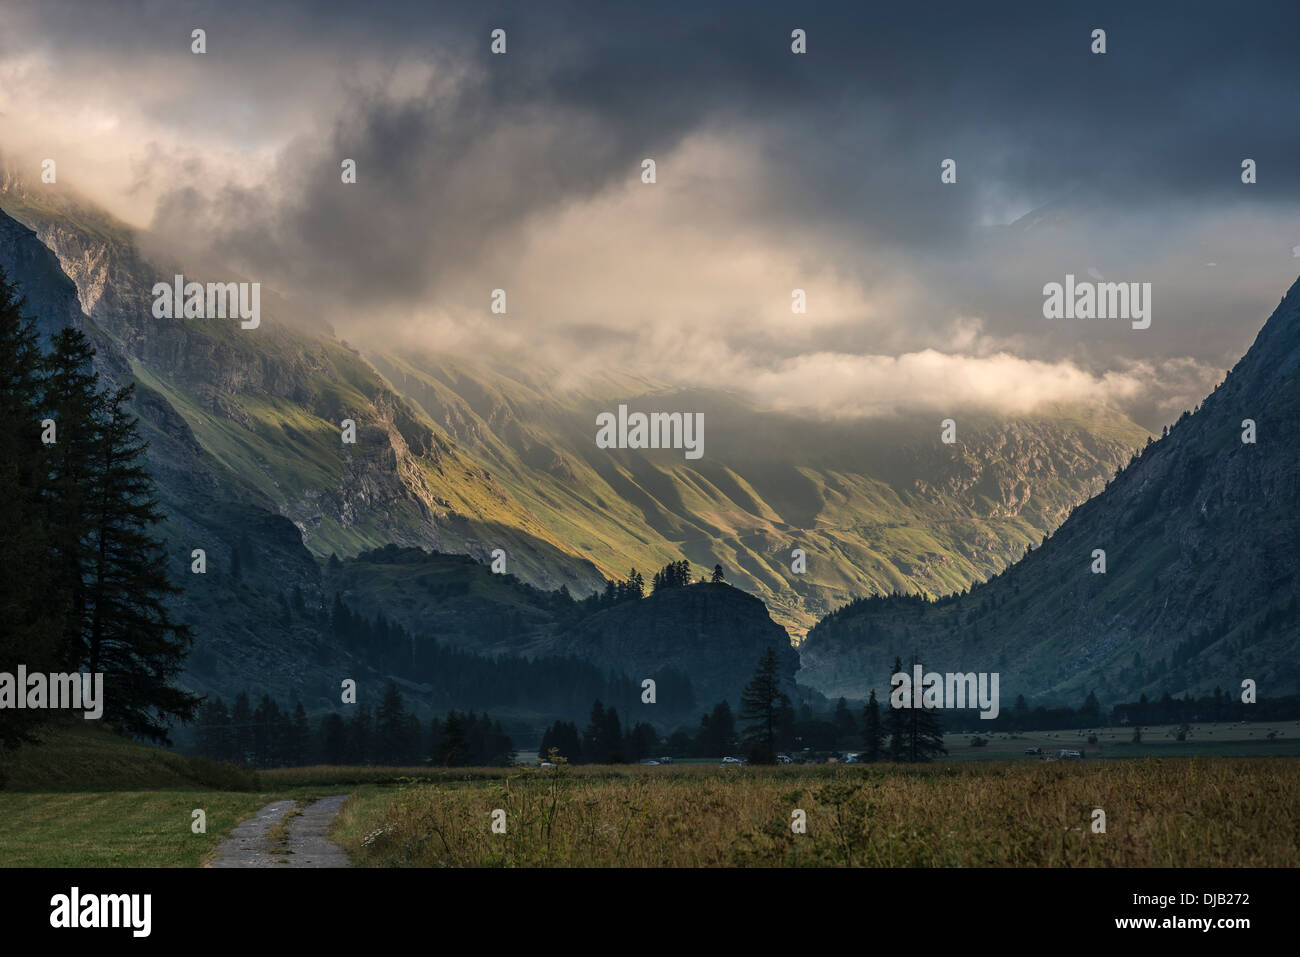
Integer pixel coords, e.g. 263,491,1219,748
208,794,351,868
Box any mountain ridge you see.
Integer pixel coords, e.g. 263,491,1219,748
799,274,1300,703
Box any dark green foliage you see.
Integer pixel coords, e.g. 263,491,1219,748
885,657,908,760
833,696,857,738
231,692,253,766
375,682,421,764
861,689,885,762
623,721,659,762
194,697,234,764
897,656,948,763
652,560,692,591
346,705,372,764
317,713,347,764
0,270,59,747
538,720,581,762
79,384,198,740
693,699,737,757
430,710,511,766
325,592,695,723
0,276,197,746
739,648,786,763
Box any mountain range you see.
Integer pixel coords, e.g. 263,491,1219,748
6,171,1280,728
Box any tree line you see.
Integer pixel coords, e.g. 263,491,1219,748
324,592,698,721
0,269,196,748
193,681,515,767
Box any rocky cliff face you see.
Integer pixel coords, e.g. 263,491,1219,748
0,212,87,340
800,276,1300,703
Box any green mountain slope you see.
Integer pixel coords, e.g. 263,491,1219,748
371,351,1151,634
0,181,605,593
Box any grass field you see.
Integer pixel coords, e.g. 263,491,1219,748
332,757,1300,867
0,791,292,867
2,722,1298,867
941,720,1300,760
0,724,333,867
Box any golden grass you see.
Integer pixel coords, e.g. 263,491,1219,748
332,758,1300,867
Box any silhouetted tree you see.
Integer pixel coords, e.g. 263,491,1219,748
862,689,885,762
740,648,784,763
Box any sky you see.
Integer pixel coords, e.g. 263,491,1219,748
2,0,1299,430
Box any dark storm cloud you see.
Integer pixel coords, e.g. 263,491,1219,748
6,0,1300,427
21,0,1300,244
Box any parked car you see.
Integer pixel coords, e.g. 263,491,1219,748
1024,747,1043,755
639,759,660,766
776,753,793,763
720,756,745,766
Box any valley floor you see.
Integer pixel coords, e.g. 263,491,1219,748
2,722,1297,867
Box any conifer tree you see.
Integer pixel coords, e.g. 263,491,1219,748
231,691,253,766
434,710,469,766
0,272,59,747
582,699,610,763
739,648,784,763
196,697,234,763
376,681,415,764
834,696,857,739
82,384,198,740
885,657,908,761
862,689,885,762
318,712,347,764
602,705,625,763
289,701,311,765
901,656,947,762
253,694,280,767
41,327,101,669
347,704,373,765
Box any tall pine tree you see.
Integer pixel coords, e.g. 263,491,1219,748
37,327,197,741
82,384,198,740
885,656,908,761
0,271,59,748
739,648,784,763
41,328,101,671
862,689,885,762
902,656,948,763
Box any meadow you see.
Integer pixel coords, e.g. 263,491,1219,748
940,720,1300,760
2,722,1297,867
330,757,1300,868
